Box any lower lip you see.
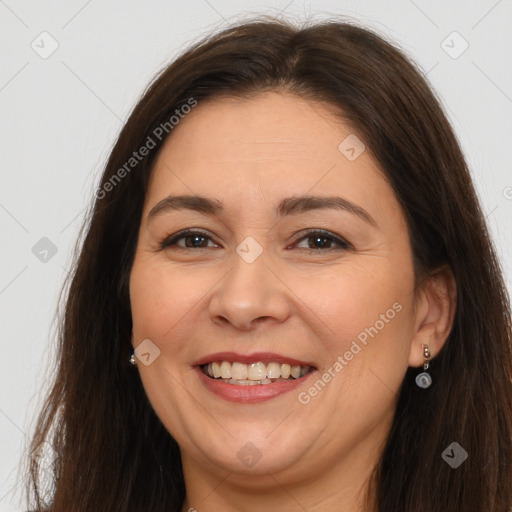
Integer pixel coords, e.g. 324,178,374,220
195,367,315,403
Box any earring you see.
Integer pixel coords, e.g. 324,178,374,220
415,344,432,388
129,352,137,366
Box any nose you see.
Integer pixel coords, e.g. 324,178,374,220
208,253,291,331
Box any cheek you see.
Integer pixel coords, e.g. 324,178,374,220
289,258,415,401
292,259,412,344
129,257,208,346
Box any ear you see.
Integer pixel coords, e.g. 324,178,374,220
408,265,457,367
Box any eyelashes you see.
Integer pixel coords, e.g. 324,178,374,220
292,229,352,251
158,228,353,252
159,229,218,250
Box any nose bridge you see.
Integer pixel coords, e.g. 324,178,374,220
208,247,290,329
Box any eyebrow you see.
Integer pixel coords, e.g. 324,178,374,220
147,194,376,226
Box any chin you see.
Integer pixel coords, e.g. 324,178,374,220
185,425,314,477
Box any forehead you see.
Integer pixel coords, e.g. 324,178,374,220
155,92,355,166
145,92,396,220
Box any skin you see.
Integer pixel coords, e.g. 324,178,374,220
129,92,456,511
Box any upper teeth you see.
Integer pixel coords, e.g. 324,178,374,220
204,361,310,381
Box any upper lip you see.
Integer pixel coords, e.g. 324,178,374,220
192,351,316,368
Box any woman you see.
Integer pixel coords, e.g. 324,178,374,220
27,17,512,512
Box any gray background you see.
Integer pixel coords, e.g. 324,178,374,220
1,1,511,510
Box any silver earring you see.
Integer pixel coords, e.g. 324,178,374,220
415,344,432,388
129,352,137,366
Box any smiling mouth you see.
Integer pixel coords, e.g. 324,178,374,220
201,360,312,385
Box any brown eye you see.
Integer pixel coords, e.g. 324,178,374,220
294,230,351,251
160,230,219,250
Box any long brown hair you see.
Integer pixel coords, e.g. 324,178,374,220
27,17,512,511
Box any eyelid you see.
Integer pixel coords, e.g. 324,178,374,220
292,229,352,250
159,228,219,249
158,228,352,251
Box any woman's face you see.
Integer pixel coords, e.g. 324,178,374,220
129,92,425,488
